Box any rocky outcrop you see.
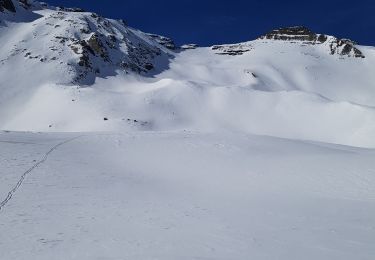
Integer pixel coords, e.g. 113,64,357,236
259,26,365,58
56,6,85,12
260,26,324,42
0,0,16,12
212,43,253,56
86,33,108,59
53,13,169,83
147,34,176,50
181,44,198,50
329,38,365,58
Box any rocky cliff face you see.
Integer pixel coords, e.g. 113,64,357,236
259,26,365,58
260,26,324,42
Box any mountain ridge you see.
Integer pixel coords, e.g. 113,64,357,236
0,0,368,85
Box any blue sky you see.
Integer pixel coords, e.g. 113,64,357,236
45,0,374,46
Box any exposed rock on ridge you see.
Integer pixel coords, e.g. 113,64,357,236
259,26,365,58
212,43,253,56
147,34,176,50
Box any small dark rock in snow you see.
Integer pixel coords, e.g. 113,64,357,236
144,63,154,71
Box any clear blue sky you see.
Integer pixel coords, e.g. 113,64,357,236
45,0,374,46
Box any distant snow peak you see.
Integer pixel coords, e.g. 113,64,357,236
259,26,365,58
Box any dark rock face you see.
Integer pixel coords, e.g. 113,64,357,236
56,6,85,13
0,0,16,12
86,34,108,59
259,26,365,58
330,38,365,58
261,26,320,42
147,34,176,50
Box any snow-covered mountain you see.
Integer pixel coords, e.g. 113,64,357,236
1,0,375,148
0,0,172,84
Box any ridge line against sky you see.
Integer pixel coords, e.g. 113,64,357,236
45,0,375,46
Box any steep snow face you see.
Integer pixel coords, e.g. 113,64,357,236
0,3,374,147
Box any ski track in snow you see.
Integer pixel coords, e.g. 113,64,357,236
0,135,83,212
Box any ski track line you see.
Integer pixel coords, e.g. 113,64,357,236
0,135,84,212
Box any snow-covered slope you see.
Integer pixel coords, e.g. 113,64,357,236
1,0,375,148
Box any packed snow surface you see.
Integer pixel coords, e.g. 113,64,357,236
0,131,374,260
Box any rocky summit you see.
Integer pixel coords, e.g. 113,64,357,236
259,26,365,58
260,26,326,42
